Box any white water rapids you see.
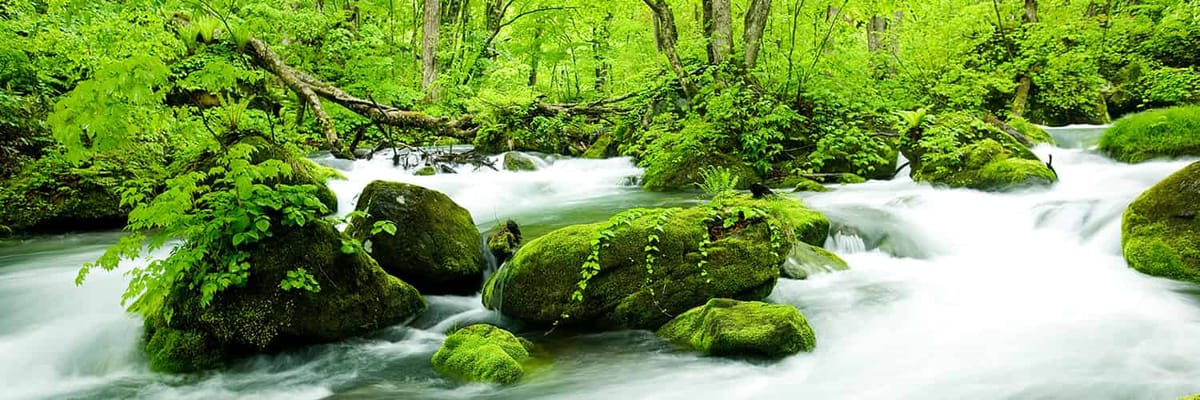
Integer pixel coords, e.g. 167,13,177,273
2,128,1200,399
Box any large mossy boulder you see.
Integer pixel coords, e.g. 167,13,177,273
1121,161,1200,282
144,220,427,373
482,195,828,330
0,155,130,233
582,134,616,159
1100,106,1200,163
432,324,536,384
642,152,759,191
902,113,1057,191
656,298,816,358
347,181,485,295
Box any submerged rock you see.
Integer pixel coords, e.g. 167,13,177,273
145,220,426,373
432,324,535,384
347,181,485,295
503,152,538,172
656,298,816,358
902,113,1057,191
482,195,828,330
1100,106,1200,163
1121,161,1200,282
781,243,849,280
642,152,759,191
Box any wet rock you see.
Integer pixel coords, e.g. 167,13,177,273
1122,161,1200,282
347,181,486,295
902,112,1057,191
487,220,523,266
781,243,849,279
503,152,537,172
656,298,816,358
432,324,535,384
414,166,436,176
482,195,828,330
582,135,616,159
144,220,426,373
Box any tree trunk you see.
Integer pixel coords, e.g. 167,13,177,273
1024,0,1039,23
743,0,772,69
593,12,613,91
703,0,733,65
528,27,542,86
643,0,696,98
421,0,440,101
867,15,886,52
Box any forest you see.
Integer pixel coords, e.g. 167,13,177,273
2,0,1200,398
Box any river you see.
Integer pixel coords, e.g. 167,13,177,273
2,126,1199,399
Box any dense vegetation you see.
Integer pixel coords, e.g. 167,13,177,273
1,0,1199,373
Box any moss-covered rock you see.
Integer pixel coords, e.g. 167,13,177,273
503,152,538,172
238,136,339,213
431,324,535,384
656,298,816,358
487,220,523,266
1121,161,1200,282
347,181,485,295
146,220,426,373
1007,116,1056,146
483,195,828,330
778,177,830,193
642,152,759,192
0,154,129,233
781,243,848,280
902,113,1057,191
582,135,616,159
414,166,437,176
1100,106,1200,163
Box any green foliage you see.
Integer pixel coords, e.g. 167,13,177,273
1100,106,1200,163
696,166,740,197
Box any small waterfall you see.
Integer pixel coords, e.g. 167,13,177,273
828,233,867,254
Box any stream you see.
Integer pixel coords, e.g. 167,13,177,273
3,126,1200,399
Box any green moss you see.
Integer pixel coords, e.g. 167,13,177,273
414,166,437,176
240,136,339,213
143,316,224,373
781,243,848,279
0,155,128,233
347,180,485,295
839,173,867,184
149,220,426,372
656,298,816,358
1121,162,1200,281
1180,394,1200,400
904,113,1057,192
503,152,537,171
482,196,829,330
1099,106,1200,163
642,152,759,192
582,135,615,159
431,324,534,384
792,178,829,193
1007,116,1056,146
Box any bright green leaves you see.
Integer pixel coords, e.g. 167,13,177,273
280,268,320,292
48,55,171,163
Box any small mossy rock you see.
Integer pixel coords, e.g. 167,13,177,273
642,152,759,192
503,152,538,172
431,324,534,384
781,243,849,279
1121,161,1200,282
1180,394,1200,400
1007,116,1056,146
903,113,1056,192
656,299,816,358
1100,106,1200,163
785,177,829,193
483,195,826,330
347,181,485,295
487,220,523,266
148,220,426,373
414,166,437,176
582,135,616,159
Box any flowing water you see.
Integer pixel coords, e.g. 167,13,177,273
3,129,1200,400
